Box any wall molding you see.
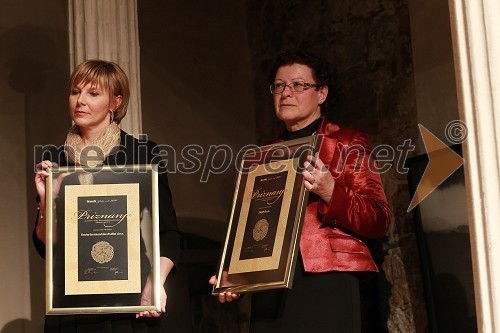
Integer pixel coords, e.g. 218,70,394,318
449,0,500,331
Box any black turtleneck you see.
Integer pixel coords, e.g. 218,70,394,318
285,117,322,140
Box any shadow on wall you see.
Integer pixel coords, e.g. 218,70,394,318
1,319,33,333
0,24,70,149
0,26,61,95
0,24,69,333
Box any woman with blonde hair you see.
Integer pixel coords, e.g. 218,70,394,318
33,60,180,333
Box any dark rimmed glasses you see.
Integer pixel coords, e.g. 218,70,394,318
269,81,318,94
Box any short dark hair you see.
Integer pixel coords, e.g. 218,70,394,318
268,50,332,87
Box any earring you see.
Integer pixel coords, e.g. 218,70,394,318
110,111,114,123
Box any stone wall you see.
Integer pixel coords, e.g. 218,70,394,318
246,0,427,331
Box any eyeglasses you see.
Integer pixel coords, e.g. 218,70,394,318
269,81,318,94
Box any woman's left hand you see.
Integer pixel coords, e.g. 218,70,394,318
136,278,167,318
303,155,335,204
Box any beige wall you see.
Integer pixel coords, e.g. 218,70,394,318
0,1,69,332
138,0,256,240
0,74,30,331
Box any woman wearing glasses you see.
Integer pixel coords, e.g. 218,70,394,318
211,51,391,332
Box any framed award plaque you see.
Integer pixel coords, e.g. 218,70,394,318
45,165,161,314
212,135,320,295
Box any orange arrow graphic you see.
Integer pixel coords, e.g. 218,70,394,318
407,124,464,212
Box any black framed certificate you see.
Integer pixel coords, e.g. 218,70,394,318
213,135,320,294
45,165,161,314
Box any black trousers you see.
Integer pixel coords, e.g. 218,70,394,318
250,259,361,333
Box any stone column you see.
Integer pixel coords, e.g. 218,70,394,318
68,0,142,137
449,0,500,331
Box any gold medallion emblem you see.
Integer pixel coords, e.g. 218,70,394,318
253,219,269,241
91,241,114,264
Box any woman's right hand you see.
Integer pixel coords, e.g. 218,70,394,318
208,275,240,303
34,160,57,202
34,160,58,244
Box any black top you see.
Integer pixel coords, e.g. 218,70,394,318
32,130,181,265
33,130,181,332
283,117,322,140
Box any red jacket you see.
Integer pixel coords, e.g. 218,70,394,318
294,118,391,274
